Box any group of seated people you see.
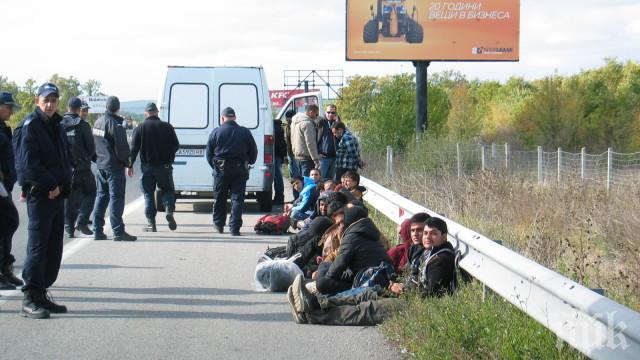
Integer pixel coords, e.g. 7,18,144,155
280,175,458,326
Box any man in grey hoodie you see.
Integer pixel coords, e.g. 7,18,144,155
290,104,320,176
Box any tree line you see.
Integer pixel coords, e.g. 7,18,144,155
337,59,640,153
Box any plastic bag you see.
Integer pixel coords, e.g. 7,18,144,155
254,253,303,292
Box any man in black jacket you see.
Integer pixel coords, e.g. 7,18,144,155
62,97,96,238
92,96,136,241
14,83,73,318
130,102,180,232
272,118,287,205
0,91,22,290
288,217,457,325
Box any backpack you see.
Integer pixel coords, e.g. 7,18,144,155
352,261,396,289
254,214,290,235
12,118,31,187
261,245,287,260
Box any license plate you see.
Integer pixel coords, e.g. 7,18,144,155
176,148,205,157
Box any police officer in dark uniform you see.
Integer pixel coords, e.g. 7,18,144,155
0,91,22,290
130,102,180,232
14,83,73,318
62,96,96,238
92,96,136,241
206,107,258,236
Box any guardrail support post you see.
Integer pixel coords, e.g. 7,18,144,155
581,147,586,182
607,147,612,192
557,147,562,184
386,145,394,179
537,146,543,184
456,143,462,178
504,143,509,171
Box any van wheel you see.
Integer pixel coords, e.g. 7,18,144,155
156,190,165,212
256,191,273,212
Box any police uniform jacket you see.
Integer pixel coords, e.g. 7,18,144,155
62,112,95,172
130,115,179,166
206,120,258,167
93,111,131,171
0,120,16,192
15,108,72,195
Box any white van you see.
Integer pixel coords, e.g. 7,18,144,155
157,66,322,212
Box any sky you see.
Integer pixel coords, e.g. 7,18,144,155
1,0,639,101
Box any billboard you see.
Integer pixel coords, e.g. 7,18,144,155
346,0,520,61
269,89,307,109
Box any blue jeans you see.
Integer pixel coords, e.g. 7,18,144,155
141,163,176,219
319,157,336,181
213,163,248,232
93,168,127,236
298,160,315,177
273,156,284,202
22,196,64,290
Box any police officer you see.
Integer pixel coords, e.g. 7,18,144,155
0,91,22,290
14,83,72,318
206,107,258,236
130,102,179,232
92,96,136,241
62,97,96,238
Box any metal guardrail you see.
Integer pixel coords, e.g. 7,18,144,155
360,176,640,360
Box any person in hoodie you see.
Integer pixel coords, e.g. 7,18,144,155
315,206,391,296
14,83,73,318
290,104,320,176
92,96,136,241
61,97,96,238
386,212,430,274
288,217,457,325
285,216,334,277
284,175,318,227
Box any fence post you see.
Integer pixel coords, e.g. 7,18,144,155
491,143,496,159
537,146,543,184
456,143,462,178
607,148,612,192
557,147,562,184
481,144,486,171
581,147,586,182
386,145,394,179
504,143,509,170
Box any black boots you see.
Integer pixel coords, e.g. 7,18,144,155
143,218,157,232
0,264,23,289
21,289,50,319
76,223,93,236
38,290,68,313
114,231,137,241
166,212,177,231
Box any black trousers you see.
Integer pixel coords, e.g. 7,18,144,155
22,195,64,291
213,164,248,232
140,163,176,219
0,194,19,268
64,169,96,231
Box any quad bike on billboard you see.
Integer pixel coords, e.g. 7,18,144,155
363,0,424,44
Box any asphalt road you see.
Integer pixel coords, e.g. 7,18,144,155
0,174,398,360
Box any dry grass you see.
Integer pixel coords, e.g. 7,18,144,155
364,153,640,311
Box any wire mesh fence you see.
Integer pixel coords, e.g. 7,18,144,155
364,143,640,191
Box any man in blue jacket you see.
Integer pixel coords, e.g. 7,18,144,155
92,96,136,241
14,83,73,318
0,91,22,290
206,107,258,236
284,175,318,229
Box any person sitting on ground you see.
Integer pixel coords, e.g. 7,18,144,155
335,170,366,202
323,179,335,193
299,191,331,230
284,175,317,227
285,216,334,277
287,217,457,325
387,213,430,274
314,206,392,296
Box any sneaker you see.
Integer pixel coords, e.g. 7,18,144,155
143,219,157,232
65,230,75,238
21,290,50,319
215,225,223,234
290,275,307,313
0,276,16,290
231,230,241,236
94,232,108,240
305,281,318,296
39,290,67,314
287,286,308,324
76,224,93,236
114,232,137,242
166,213,177,231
